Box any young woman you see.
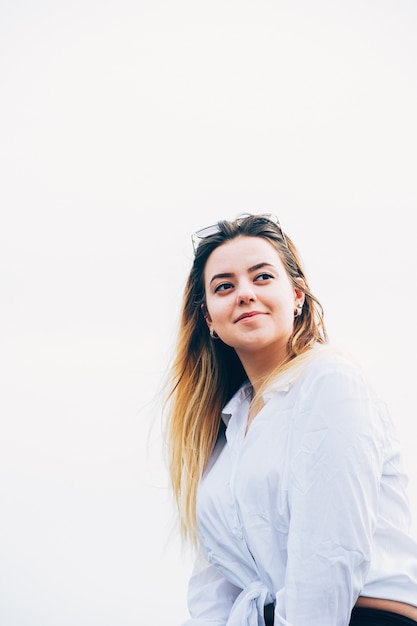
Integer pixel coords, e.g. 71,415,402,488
164,213,417,626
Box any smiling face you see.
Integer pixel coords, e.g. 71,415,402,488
204,235,305,378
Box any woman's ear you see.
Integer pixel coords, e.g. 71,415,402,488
294,277,306,307
201,303,212,325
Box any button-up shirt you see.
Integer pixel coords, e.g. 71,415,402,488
183,346,417,626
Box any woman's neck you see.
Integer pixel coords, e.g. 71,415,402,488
239,349,289,395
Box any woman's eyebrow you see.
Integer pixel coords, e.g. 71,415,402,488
209,272,234,285
248,262,275,273
209,263,275,285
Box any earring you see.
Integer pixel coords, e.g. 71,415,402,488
295,304,303,317
210,328,219,339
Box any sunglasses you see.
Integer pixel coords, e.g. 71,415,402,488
191,213,287,254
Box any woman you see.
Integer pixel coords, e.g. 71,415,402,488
164,213,417,625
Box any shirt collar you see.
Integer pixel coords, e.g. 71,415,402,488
221,344,333,424
221,382,252,426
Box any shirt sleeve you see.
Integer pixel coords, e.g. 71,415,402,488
182,548,241,626
276,362,386,626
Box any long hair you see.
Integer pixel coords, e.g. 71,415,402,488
164,214,327,544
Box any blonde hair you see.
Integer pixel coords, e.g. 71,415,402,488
164,215,327,544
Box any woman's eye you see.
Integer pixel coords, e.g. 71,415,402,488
214,282,233,293
256,273,274,281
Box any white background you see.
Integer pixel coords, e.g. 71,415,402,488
0,1,416,624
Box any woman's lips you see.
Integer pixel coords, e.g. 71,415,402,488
235,311,265,323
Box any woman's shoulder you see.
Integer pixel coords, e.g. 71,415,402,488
260,344,366,405
294,344,386,415
299,343,366,378
277,344,375,400
268,343,360,379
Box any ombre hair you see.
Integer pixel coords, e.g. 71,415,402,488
164,214,327,544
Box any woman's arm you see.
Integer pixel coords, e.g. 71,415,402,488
277,363,386,625
183,549,241,626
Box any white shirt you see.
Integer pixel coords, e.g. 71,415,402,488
183,346,417,626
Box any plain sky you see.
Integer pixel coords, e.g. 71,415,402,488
0,1,416,624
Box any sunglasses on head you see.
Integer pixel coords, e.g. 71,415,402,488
191,213,287,254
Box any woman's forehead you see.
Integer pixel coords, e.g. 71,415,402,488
204,236,283,274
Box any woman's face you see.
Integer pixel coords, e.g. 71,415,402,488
203,235,304,367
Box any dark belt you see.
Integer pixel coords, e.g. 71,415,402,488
264,605,417,626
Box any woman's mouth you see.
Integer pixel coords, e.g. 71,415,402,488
235,311,265,323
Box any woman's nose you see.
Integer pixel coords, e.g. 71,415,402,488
236,281,257,304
